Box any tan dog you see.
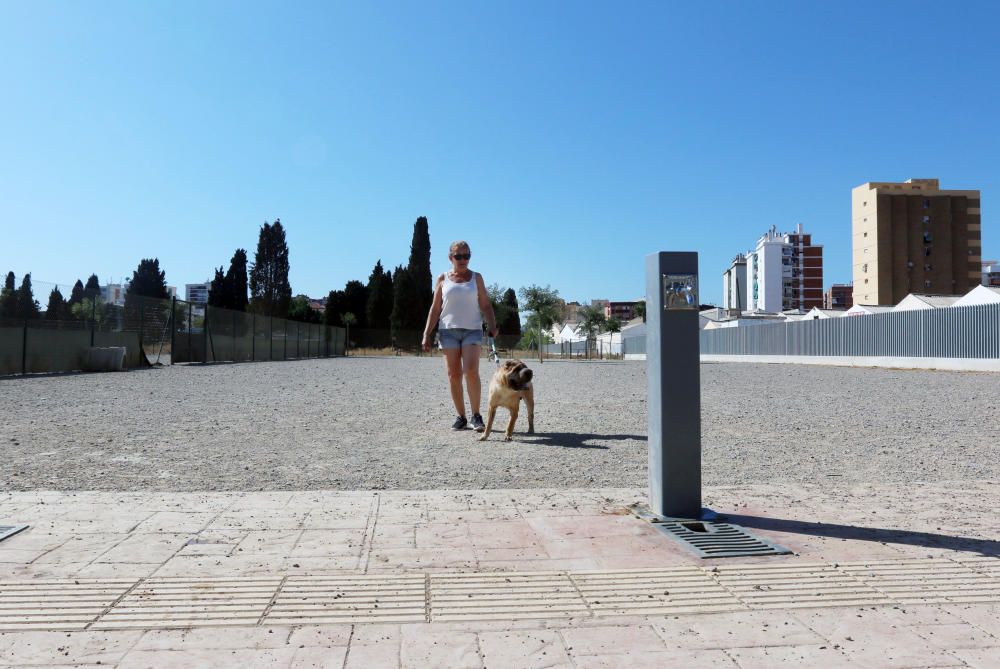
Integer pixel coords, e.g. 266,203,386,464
479,359,535,442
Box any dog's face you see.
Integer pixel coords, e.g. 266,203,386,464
498,359,533,391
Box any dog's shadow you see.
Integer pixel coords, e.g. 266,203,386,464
510,432,646,450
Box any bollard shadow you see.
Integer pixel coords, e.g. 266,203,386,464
725,513,1000,558
513,432,646,450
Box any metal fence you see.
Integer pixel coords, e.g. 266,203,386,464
1,295,346,376
619,303,1000,359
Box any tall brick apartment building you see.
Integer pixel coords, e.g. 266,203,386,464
852,179,982,306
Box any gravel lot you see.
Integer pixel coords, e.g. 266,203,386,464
1,357,996,491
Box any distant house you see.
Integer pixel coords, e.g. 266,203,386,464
893,294,961,312
952,285,1000,307
803,307,845,320
844,304,894,317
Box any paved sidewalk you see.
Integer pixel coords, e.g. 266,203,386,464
0,482,998,667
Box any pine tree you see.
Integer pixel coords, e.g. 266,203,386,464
45,286,68,321
405,216,433,330
126,259,169,299
84,274,101,301
68,279,85,306
15,273,40,319
225,249,249,312
365,260,394,330
249,220,292,317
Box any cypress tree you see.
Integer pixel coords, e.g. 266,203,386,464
365,260,394,330
208,267,227,307
1,272,17,319
343,280,369,329
69,279,85,306
324,289,348,326
84,274,101,301
500,288,521,336
225,248,249,312
390,265,415,336
249,220,291,317
45,286,68,321
405,216,433,330
126,259,169,299
15,273,40,319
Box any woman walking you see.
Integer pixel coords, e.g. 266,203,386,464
422,241,497,431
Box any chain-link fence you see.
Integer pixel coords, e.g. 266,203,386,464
0,294,346,376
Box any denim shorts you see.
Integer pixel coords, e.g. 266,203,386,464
438,328,484,350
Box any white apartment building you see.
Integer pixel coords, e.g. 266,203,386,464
101,282,128,306
722,254,748,310
983,260,1000,287
744,224,823,313
185,282,211,304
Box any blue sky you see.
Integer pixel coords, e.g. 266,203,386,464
2,1,998,306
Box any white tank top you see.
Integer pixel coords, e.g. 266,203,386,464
439,272,483,330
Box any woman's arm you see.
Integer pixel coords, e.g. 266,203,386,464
476,273,497,338
422,274,445,351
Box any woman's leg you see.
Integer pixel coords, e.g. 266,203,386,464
462,344,482,415
444,348,466,416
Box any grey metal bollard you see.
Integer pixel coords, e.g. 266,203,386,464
646,252,703,519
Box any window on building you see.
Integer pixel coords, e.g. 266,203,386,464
862,263,868,273
925,247,932,257
863,231,867,237
924,264,933,271
923,198,930,209
924,280,932,288
922,215,930,224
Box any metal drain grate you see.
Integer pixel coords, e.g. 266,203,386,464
652,520,792,559
0,526,28,543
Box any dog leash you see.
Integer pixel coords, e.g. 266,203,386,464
487,336,501,368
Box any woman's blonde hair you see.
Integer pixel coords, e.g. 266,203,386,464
449,240,471,256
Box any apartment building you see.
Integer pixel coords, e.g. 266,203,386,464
823,283,853,310
604,301,639,322
852,178,982,306
746,224,823,312
983,260,1000,287
185,282,211,305
722,254,748,310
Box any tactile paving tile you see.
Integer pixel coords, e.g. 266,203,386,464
0,579,133,631
430,572,587,621
265,574,427,624
837,558,1000,604
572,567,743,616
710,562,891,609
92,577,282,629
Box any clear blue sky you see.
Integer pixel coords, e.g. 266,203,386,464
2,1,998,307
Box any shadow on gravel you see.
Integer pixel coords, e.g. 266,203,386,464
517,433,646,449
726,514,1000,557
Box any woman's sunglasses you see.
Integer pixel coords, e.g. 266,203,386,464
452,253,471,261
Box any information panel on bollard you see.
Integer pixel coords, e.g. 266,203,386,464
645,252,702,519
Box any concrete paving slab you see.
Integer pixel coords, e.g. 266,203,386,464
0,482,998,666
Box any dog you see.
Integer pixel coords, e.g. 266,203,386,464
479,359,535,442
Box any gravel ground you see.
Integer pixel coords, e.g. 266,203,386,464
1,357,997,491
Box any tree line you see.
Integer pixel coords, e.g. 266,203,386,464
2,216,527,339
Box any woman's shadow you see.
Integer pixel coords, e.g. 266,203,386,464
513,432,646,450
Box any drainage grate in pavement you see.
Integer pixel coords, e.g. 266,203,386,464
0,526,28,544
651,520,792,559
